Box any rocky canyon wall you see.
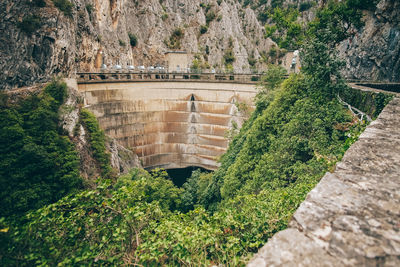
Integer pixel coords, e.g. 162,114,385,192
337,0,400,81
0,0,273,90
1,0,398,90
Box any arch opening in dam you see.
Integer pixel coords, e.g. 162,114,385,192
77,78,258,172
166,166,211,187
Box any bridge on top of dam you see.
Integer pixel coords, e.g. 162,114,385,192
77,72,400,171
77,72,261,170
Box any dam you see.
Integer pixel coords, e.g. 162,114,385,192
77,73,259,170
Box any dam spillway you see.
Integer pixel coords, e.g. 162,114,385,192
78,79,257,170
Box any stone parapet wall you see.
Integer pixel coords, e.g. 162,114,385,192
248,97,400,266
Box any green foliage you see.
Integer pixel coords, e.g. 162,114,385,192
300,0,374,100
85,3,94,15
191,57,210,72
270,0,284,8
339,88,393,119
264,7,304,49
172,27,184,38
17,15,41,34
116,168,184,211
161,12,169,21
165,28,184,49
180,169,213,212
128,32,138,47
206,10,216,25
307,0,368,45
248,52,257,67
299,1,315,12
215,74,351,200
263,0,371,50
137,184,304,265
52,0,74,17
255,65,287,109
191,59,201,71
347,0,378,11
300,36,345,100
0,80,82,218
3,168,310,266
32,0,46,7
223,49,235,66
5,178,164,266
119,39,126,47
200,24,208,34
79,109,113,179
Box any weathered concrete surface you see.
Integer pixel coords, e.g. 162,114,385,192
78,81,257,170
248,97,400,267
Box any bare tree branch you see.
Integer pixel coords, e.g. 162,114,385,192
337,94,372,122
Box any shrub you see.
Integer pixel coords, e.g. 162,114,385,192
161,12,168,21
85,3,94,15
0,80,82,218
32,0,46,7
299,2,314,12
248,56,257,66
52,0,74,17
172,27,183,38
18,15,41,34
165,28,184,49
128,33,138,47
119,39,126,47
206,10,216,25
200,25,208,34
223,49,235,65
79,109,113,178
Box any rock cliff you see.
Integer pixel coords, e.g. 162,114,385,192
0,0,273,89
0,0,398,90
338,0,400,82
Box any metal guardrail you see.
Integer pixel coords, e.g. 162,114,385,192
77,72,264,84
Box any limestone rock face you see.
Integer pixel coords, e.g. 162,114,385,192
0,0,82,89
0,0,273,89
338,0,400,82
106,138,141,175
1,0,399,89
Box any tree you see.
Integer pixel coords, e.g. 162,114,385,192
0,80,82,218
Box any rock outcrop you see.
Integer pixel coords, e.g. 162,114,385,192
1,0,398,87
106,138,141,175
338,0,400,82
0,0,81,89
0,0,273,90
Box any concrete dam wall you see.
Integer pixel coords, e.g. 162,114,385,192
78,80,257,170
